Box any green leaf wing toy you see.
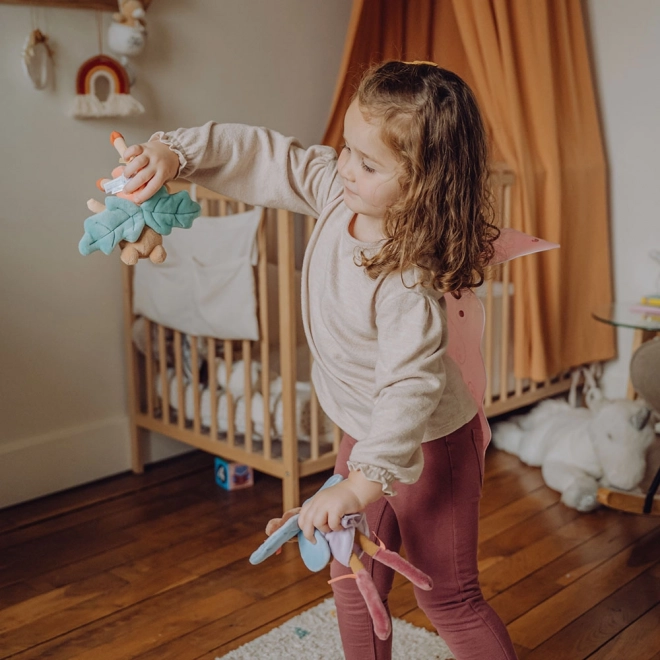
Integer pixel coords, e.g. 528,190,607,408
79,187,201,258
79,131,202,265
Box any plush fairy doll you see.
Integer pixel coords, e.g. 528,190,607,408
79,131,201,265
250,474,433,641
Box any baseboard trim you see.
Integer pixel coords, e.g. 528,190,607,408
0,417,193,509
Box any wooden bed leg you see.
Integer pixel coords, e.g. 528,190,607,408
283,471,300,512
130,425,146,474
123,262,145,475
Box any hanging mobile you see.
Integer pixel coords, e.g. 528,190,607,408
70,11,145,119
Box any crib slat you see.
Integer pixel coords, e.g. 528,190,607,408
333,425,342,453
158,325,169,423
502,173,512,229
278,208,300,510
243,340,253,453
304,215,315,244
305,215,321,459
257,214,272,459
310,382,320,460
145,318,154,417
174,332,185,429
224,340,235,446
500,262,511,400
484,279,494,405
208,337,218,439
502,178,514,399
191,336,201,434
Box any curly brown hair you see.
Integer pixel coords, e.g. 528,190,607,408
354,61,499,294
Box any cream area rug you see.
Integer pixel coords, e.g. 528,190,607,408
218,598,454,659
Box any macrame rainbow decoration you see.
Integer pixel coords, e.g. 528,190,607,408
71,54,144,119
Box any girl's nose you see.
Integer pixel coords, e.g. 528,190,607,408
338,152,354,182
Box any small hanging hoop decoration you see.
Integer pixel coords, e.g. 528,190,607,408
22,29,54,90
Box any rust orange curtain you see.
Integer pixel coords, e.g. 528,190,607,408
323,0,615,381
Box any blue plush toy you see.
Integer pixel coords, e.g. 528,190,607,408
250,474,433,640
79,131,201,265
250,474,343,572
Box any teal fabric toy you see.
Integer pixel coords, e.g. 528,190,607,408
79,130,201,265
250,474,343,571
79,186,201,259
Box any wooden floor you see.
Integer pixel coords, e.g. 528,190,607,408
1,447,660,660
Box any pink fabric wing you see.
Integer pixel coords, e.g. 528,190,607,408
445,228,559,450
490,227,558,267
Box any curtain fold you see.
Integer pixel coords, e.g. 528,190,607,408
323,0,615,381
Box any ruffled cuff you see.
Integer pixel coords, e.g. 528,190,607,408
149,131,187,179
346,461,398,497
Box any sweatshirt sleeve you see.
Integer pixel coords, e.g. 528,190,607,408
151,122,341,217
346,290,447,495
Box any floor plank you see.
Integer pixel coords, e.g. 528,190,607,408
521,567,660,659
506,528,660,650
1,446,659,660
588,602,660,660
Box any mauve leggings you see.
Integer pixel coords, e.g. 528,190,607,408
331,414,517,660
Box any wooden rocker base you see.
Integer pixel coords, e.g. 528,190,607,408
597,487,660,516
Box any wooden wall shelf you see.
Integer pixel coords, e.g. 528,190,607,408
0,0,152,11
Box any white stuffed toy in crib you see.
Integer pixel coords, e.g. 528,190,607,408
492,374,655,512
156,361,334,442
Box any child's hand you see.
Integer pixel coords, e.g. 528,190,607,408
265,507,301,537
297,471,383,543
122,140,180,204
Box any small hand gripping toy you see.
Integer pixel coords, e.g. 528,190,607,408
249,474,433,641
79,131,201,265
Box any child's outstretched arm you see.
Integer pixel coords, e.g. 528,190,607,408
122,122,341,216
122,140,180,204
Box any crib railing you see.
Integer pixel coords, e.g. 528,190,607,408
123,169,571,509
123,184,340,510
483,163,572,415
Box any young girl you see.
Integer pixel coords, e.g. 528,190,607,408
122,60,517,660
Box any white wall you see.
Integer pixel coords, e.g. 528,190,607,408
585,0,660,398
2,0,655,508
0,0,351,507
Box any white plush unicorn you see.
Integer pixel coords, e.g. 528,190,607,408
492,369,655,512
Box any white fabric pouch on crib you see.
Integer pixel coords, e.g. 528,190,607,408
133,207,263,340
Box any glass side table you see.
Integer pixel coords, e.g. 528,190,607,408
592,303,660,515
592,302,660,399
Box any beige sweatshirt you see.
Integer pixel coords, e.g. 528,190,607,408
155,122,478,495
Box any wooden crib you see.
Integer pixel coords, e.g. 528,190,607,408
122,168,573,510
